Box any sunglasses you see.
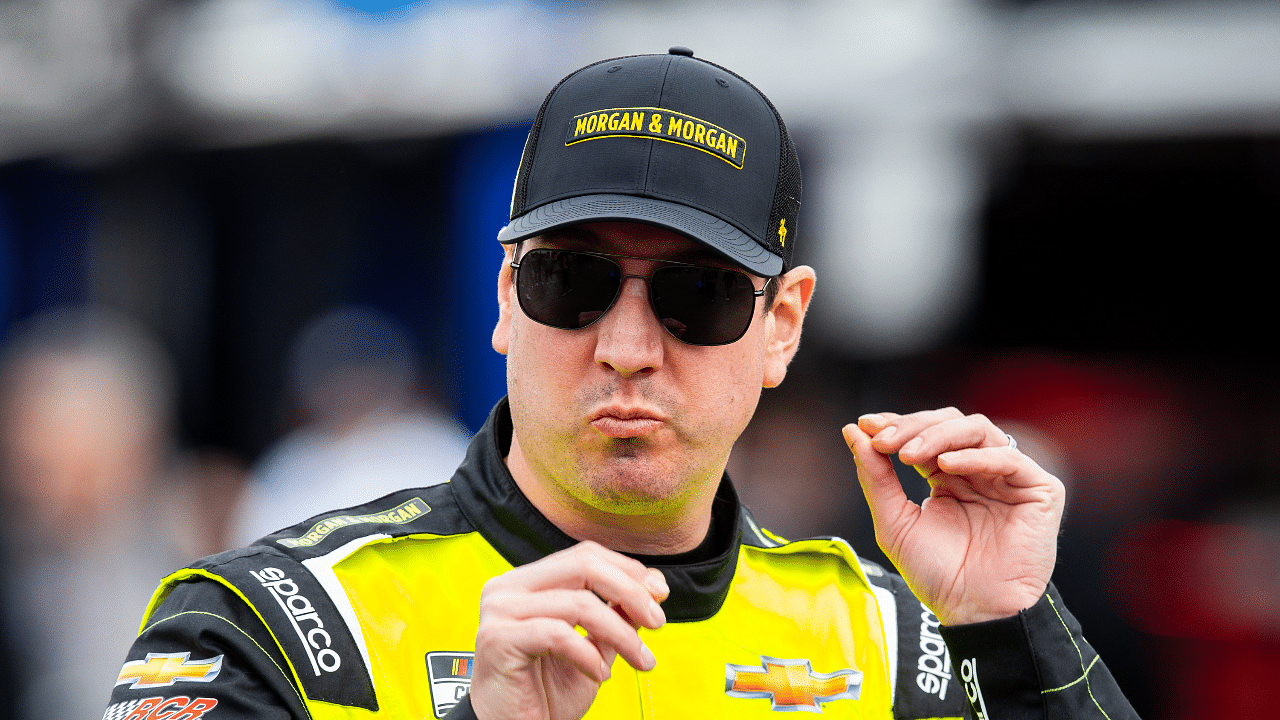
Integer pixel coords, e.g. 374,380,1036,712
510,248,770,346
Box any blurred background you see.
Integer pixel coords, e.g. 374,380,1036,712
1,0,1277,718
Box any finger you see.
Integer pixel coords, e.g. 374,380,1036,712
484,580,663,639
912,460,941,484
938,447,1056,490
494,588,656,644
857,412,900,435
478,587,658,676
489,542,665,628
909,454,941,484
867,407,966,453
897,415,1005,466
611,570,668,628
507,541,654,593
595,642,618,679
646,568,670,604
843,423,917,535
920,471,988,503
481,616,617,681
569,608,656,674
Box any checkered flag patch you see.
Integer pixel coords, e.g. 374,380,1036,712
102,699,142,720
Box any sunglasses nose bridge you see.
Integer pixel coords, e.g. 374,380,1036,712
611,273,658,316
618,273,653,291
618,273,664,320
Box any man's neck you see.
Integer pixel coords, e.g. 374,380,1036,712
503,432,717,556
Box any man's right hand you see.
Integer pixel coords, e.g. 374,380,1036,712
469,541,670,720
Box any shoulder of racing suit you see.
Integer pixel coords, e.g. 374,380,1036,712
112,482,472,719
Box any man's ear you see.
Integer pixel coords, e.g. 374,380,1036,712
492,244,517,355
762,265,816,388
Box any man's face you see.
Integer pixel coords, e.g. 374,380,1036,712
492,221,812,525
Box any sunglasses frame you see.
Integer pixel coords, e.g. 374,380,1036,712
510,247,772,346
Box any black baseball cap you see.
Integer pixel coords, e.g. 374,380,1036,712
497,47,801,277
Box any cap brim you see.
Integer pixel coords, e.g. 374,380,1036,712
496,194,784,277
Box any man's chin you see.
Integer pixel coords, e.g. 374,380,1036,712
580,468,687,515
602,436,649,458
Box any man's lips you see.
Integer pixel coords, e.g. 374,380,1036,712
589,408,666,438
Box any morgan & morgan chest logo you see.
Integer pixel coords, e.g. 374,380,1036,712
115,652,222,690
725,656,862,712
275,497,428,548
426,651,474,718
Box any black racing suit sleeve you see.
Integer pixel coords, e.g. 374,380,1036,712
102,579,309,720
872,568,970,719
938,583,1141,720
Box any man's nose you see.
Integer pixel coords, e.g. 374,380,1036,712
593,277,665,378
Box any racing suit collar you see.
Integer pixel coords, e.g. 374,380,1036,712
448,398,741,622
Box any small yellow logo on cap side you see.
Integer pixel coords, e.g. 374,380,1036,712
566,107,745,169
778,219,787,247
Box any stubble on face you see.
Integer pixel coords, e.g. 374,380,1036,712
500,223,771,549
508,344,738,524
568,377,711,514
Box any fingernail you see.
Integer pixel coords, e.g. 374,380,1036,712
876,426,897,442
859,413,885,426
901,437,921,455
646,570,669,597
600,659,612,680
649,598,665,626
639,642,656,671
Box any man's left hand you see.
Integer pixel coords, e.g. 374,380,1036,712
843,408,1065,626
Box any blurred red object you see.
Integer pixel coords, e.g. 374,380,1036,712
1109,518,1280,720
1109,518,1280,640
961,352,1200,521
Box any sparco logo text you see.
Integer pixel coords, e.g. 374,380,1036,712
915,606,953,699
251,567,340,676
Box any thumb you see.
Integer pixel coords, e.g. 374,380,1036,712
842,422,914,536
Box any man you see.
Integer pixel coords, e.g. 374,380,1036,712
0,307,202,720
104,49,1138,720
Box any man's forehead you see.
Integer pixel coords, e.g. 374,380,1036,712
528,222,732,266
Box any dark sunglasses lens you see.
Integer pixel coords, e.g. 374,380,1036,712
517,250,621,329
650,266,757,346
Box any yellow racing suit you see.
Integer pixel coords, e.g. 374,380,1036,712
102,400,1139,720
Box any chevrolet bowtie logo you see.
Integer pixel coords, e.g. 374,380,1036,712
115,652,223,690
725,656,862,712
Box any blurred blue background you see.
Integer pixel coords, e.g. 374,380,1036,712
2,1,1279,718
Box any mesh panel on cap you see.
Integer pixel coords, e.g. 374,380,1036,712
670,55,801,267
767,112,801,266
510,56,630,219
